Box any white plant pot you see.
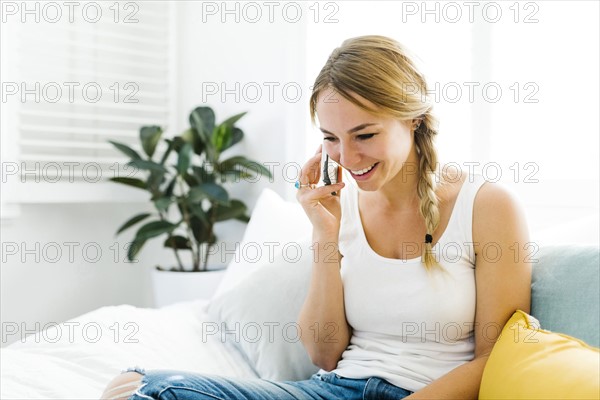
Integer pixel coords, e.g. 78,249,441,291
150,267,226,308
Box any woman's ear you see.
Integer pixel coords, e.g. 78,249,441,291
412,118,422,131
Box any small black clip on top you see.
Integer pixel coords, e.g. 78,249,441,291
322,153,339,196
322,154,333,186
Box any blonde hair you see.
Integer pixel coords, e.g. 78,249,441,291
309,35,447,274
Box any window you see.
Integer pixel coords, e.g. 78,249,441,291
1,1,176,210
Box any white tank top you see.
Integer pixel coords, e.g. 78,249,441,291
323,171,488,393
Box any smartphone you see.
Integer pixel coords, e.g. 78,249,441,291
321,152,340,195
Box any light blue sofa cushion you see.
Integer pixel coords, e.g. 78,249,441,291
531,245,600,347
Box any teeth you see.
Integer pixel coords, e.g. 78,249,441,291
351,163,376,175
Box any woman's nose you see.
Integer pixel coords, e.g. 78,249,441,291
338,144,361,169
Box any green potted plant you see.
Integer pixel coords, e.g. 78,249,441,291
108,106,271,305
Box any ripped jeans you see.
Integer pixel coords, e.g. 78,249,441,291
120,366,414,400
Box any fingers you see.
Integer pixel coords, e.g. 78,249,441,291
298,148,323,185
297,182,345,200
296,145,345,201
336,163,343,184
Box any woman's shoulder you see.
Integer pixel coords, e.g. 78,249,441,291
469,172,529,248
435,164,468,201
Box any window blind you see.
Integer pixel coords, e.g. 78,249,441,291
2,1,175,204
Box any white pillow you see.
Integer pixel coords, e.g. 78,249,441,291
213,188,312,298
206,237,319,381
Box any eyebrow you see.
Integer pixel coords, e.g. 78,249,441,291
319,123,379,136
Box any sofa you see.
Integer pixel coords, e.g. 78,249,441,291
1,188,598,399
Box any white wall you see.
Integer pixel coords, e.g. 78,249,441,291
1,203,152,346
1,2,309,347
175,2,309,203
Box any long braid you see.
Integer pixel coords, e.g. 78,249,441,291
414,115,448,275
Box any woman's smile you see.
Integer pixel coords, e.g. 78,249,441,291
349,162,380,180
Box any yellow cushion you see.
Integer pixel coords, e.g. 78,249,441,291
479,309,600,400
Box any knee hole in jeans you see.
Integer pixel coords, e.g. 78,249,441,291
101,371,144,400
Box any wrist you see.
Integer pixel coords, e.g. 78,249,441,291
310,237,341,264
312,228,339,243
312,234,339,246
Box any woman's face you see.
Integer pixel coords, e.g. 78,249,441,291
316,89,416,192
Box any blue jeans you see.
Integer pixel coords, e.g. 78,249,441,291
124,367,414,400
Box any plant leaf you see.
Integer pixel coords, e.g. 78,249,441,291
168,136,187,153
221,111,247,127
109,140,142,160
188,201,209,226
208,232,217,245
219,156,272,179
190,215,211,243
164,176,177,197
220,127,244,152
146,170,166,195
109,177,146,189
140,126,162,159
214,112,246,152
116,213,151,235
127,238,146,261
160,138,176,166
134,220,178,241
189,108,216,161
212,123,231,153
192,165,216,184
128,159,168,173
177,143,192,175
212,200,247,222
154,197,173,211
189,107,215,138
189,183,229,204
235,214,250,223
182,172,200,187
164,235,192,250
187,186,208,202
219,170,254,183
181,128,206,156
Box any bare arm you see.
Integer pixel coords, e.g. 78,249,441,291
297,235,352,371
295,145,349,371
405,182,532,399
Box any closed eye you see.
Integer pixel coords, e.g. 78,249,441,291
323,134,376,142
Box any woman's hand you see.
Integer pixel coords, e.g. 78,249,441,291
296,145,345,238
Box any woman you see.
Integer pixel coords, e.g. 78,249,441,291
102,35,531,400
